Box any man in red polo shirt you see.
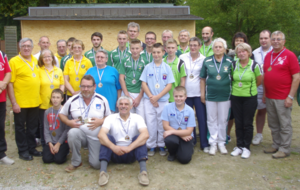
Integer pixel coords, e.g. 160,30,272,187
0,50,13,165
263,31,300,159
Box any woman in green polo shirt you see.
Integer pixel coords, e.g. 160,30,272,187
230,43,262,159
200,38,233,156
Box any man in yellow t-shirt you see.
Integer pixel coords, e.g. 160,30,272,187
7,38,42,161
55,39,67,64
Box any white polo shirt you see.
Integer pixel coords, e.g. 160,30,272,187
60,92,111,140
34,51,60,68
179,52,206,97
102,113,147,146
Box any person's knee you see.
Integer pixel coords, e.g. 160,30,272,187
54,157,67,164
89,159,100,169
177,155,192,164
42,156,53,164
164,135,177,145
68,128,81,141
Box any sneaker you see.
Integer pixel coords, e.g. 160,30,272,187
272,151,289,159
241,148,251,159
227,135,231,142
148,148,155,157
167,154,176,161
98,171,109,186
138,171,149,186
218,145,228,155
252,134,263,145
159,147,167,156
203,147,210,153
65,162,82,173
35,138,41,147
264,147,278,154
209,145,217,155
231,147,243,156
0,156,15,165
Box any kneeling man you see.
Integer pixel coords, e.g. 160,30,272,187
98,96,150,186
162,86,195,164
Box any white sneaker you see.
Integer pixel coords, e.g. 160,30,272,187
0,156,15,165
252,134,263,145
203,147,210,153
209,145,217,155
231,147,243,156
241,148,251,159
218,144,228,155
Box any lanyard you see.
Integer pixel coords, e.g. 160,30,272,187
97,66,106,83
118,47,128,66
145,51,152,62
131,57,140,79
188,53,199,76
203,44,211,56
174,104,184,126
212,56,223,75
45,67,54,84
270,48,286,66
51,106,62,130
120,117,130,135
80,95,95,119
260,46,272,62
153,61,161,84
165,56,176,64
19,55,35,72
74,57,82,76
237,60,249,81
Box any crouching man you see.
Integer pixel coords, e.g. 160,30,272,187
98,96,150,186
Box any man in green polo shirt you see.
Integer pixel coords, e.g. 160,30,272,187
163,39,186,102
119,39,149,120
140,31,157,63
200,26,214,57
177,29,190,54
162,30,182,58
108,30,132,73
84,32,106,66
60,37,76,71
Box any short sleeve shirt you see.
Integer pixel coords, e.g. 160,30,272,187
60,93,111,140
200,44,214,57
119,56,149,93
84,47,107,67
60,54,72,71
39,66,64,109
102,113,147,146
200,55,233,101
163,56,187,102
140,50,153,63
139,61,175,102
231,59,262,97
108,47,131,72
161,102,196,137
0,51,11,102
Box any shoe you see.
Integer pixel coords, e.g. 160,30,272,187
227,135,231,142
241,148,251,159
272,151,289,159
209,145,217,155
264,147,278,154
159,147,167,156
252,134,263,145
0,156,15,165
98,171,109,186
167,154,176,161
29,149,42,157
203,147,210,153
36,138,41,147
138,171,149,186
218,144,228,155
19,152,33,161
231,147,243,156
65,162,82,173
148,148,155,157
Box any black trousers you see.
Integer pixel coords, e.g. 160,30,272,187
231,95,257,150
14,107,39,154
0,102,7,159
39,109,46,147
42,142,69,164
164,135,194,164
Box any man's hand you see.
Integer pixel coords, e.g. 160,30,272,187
133,96,142,107
52,142,61,154
152,102,159,108
48,142,55,155
181,135,193,142
87,118,104,131
12,103,21,113
150,95,159,104
285,96,293,108
0,81,7,90
112,145,126,156
163,131,173,138
67,119,81,128
120,146,132,154
200,96,205,104
262,95,266,104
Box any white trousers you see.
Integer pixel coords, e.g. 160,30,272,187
144,99,168,149
206,100,231,146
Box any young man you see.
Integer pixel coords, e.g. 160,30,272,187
161,30,182,58
126,22,146,50
84,32,106,66
55,39,68,64
162,86,195,163
119,39,148,120
177,30,190,54
140,43,175,156
60,37,76,71
140,31,156,63
200,26,214,57
163,39,186,102
98,96,149,186
108,30,132,72
34,36,59,67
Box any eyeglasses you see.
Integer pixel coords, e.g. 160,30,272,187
271,38,284,42
80,85,94,89
189,44,199,48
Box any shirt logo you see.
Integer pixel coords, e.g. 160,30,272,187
96,104,101,110
138,65,143,71
170,113,175,116
209,65,214,67
54,74,59,79
224,66,228,72
184,116,189,122
162,74,167,80
275,56,287,65
0,62,4,71
81,65,85,68
148,74,153,77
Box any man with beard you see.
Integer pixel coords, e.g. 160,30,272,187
59,75,111,172
200,26,214,57
85,32,106,67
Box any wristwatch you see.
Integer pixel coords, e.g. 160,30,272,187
288,95,294,100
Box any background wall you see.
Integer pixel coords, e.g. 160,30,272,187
21,20,195,54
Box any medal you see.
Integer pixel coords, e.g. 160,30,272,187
188,54,198,80
189,74,194,79
97,66,106,88
50,84,54,89
79,96,95,125
32,73,36,77
216,74,221,80
120,117,131,141
98,82,103,88
155,83,160,89
78,116,83,123
125,135,130,141
132,79,136,84
52,131,56,137
238,82,243,87
18,55,37,77
213,56,223,81
178,127,182,130
84,118,89,124
75,77,79,81
268,66,272,71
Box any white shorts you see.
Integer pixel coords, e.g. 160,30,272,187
257,93,266,110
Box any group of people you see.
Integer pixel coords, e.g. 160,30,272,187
0,21,299,187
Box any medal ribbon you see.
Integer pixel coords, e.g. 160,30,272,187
74,57,82,77
145,51,152,62
203,44,211,57
80,95,95,119
131,57,140,79
118,47,128,66
45,68,54,84
270,48,286,66
97,66,106,84
188,53,199,77
237,60,249,81
19,55,35,72
153,61,161,84
174,104,185,127
119,116,131,135
212,56,224,75
51,106,62,130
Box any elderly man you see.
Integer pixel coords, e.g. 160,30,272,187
263,31,300,158
252,30,272,145
200,26,214,57
59,75,110,171
161,30,181,58
177,29,190,54
34,36,59,67
8,38,42,161
55,39,68,64
98,96,149,186
126,22,146,50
